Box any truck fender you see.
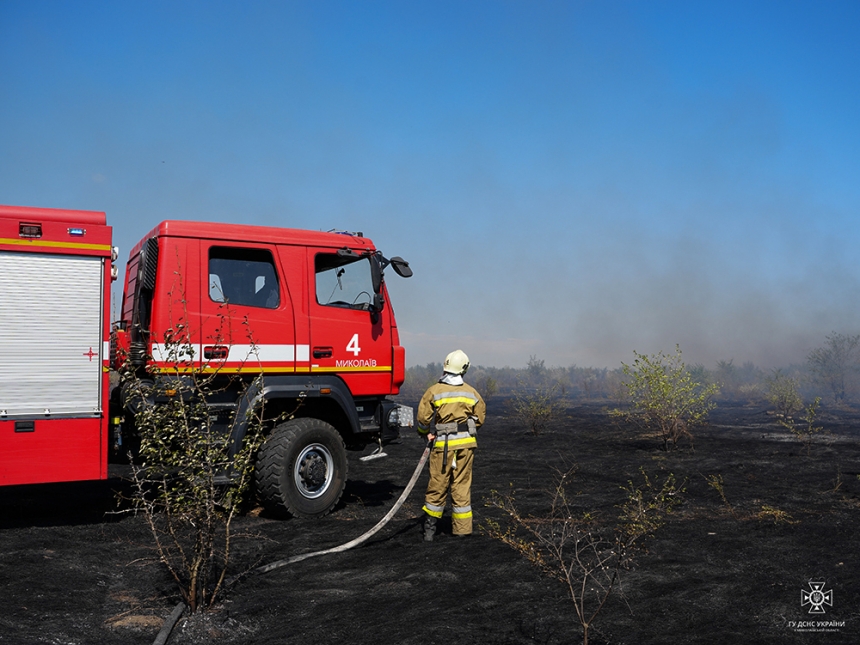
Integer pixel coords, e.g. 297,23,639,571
227,374,359,457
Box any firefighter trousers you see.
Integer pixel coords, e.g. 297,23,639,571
422,447,474,535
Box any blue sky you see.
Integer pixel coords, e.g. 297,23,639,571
2,1,859,368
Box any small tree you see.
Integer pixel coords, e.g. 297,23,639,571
510,382,562,435
765,369,803,420
476,375,498,402
124,306,268,613
704,473,735,517
526,355,547,387
778,397,824,457
615,346,718,451
806,332,860,404
714,359,740,400
486,468,684,645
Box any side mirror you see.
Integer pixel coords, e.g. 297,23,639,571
389,256,412,278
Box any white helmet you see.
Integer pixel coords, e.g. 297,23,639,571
444,349,470,375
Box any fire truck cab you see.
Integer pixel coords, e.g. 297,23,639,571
113,220,413,517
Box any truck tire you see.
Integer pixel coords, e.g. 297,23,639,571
255,418,348,518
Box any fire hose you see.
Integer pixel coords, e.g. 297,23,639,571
256,440,431,572
154,441,432,645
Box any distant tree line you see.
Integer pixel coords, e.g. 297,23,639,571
398,332,860,407
397,357,625,403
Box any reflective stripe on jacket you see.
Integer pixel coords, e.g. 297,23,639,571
417,381,486,451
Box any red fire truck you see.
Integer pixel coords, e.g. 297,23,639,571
0,205,114,486
0,205,413,517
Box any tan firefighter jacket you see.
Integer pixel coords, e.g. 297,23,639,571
417,381,486,451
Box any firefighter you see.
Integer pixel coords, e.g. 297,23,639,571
417,349,486,541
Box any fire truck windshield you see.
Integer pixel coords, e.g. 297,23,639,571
315,254,374,310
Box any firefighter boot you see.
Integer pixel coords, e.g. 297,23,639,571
423,515,437,542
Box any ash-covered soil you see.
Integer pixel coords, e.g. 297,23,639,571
1,402,859,645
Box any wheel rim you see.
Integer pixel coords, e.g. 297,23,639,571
293,443,335,499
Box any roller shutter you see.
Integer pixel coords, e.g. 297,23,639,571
0,251,104,417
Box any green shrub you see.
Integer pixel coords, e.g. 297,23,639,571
509,382,562,435
615,346,719,451
765,369,803,420
778,396,824,456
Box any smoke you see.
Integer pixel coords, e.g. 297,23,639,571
390,176,860,370
2,2,858,372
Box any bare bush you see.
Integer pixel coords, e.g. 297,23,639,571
486,468,684,645
806,332,860,404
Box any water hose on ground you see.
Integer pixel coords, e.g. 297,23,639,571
154,442,431,645
256,442,431,572
152,602,186,645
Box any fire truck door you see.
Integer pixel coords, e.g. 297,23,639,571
308,249,391,396
199,243,296,373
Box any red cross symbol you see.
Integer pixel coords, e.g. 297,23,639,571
82,347,98,361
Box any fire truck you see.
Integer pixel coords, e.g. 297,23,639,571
0,204,413,517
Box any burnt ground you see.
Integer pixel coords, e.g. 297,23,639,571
1,401,859,645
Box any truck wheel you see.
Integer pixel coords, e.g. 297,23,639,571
255,418,348,518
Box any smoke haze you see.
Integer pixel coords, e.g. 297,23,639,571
1,1,858,370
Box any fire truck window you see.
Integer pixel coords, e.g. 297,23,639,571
315,254,374,310
208,247,280,309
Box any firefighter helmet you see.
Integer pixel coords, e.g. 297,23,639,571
444,349,470,375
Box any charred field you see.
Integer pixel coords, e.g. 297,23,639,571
1,401,859,645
